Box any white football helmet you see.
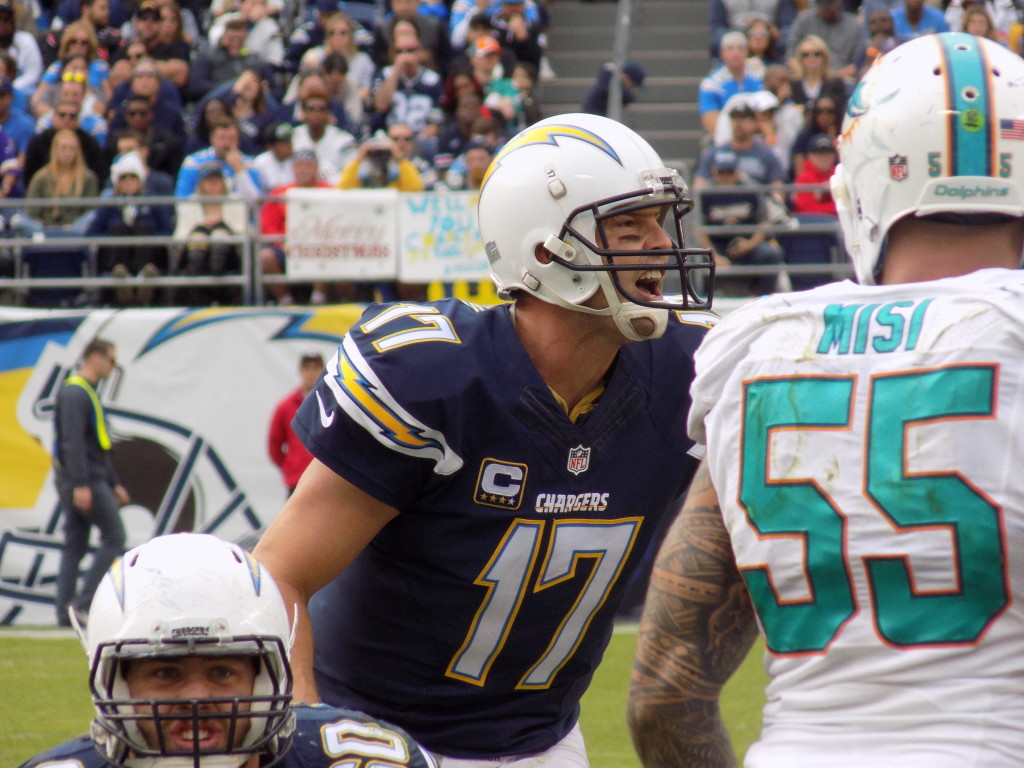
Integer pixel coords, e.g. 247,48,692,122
80,533,295,768
832,33,1024,284
478,113,712,341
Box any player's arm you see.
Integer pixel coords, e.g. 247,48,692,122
627,461,758,768
254,458,399,704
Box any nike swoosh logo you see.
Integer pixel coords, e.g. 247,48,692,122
316,391,336,428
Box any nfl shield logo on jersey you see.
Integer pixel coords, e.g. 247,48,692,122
567,445,591,476
889,154,908,181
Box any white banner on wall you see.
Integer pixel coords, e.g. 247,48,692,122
398,191,490,283
0,305,363,626
282,189,491,285
284,188,399,280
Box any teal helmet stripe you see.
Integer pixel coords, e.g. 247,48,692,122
941,32,993,177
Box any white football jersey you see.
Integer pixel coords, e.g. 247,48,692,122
690,269,1024,768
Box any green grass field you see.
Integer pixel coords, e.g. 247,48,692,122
0,627,767,768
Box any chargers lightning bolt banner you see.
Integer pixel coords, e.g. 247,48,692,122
0,306,361,626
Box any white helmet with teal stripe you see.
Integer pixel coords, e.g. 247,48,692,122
831,33,1024,284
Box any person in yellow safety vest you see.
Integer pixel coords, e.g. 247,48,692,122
52,338,130,628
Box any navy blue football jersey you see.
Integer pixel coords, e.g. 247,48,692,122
17,706,438,768
295,298,715,758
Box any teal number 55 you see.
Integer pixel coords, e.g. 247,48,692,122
739,367,1008,655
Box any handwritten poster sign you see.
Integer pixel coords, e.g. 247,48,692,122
398,191,490,283
284,188,399,279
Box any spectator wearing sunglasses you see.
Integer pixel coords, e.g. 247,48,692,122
35,73,108,143
788,34,847,113
35,22,111,112
106,56,184,143
104,93,183,177
23,97,108,186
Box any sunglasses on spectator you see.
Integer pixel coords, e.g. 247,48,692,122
304,104,330,112
127,108,151,116
800,49,824,57
137,10,159,20
396,47,419,54
56,110,80,119
67,37,90,45
61,71,86,82
390,134,414,141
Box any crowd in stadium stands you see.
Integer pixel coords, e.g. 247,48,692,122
3,0,1018,305
697,0,1024,292
0,0,556,307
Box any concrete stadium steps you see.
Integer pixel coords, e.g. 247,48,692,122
539,0,712,168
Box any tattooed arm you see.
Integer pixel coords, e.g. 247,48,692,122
627,461,759,768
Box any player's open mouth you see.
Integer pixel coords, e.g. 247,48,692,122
168,722,224,751
633,270,664,301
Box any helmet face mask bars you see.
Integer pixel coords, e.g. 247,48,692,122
831,32,1024,284
479,114,713,342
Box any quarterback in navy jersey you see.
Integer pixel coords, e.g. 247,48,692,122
255,113,715,766
18,534,437,768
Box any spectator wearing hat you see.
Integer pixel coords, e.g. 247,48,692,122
87,150,172,306
172,161,248,306
175,117,261,200
0,0,42,91
0,75,35,156
694,100,786,190
581,59,645,117
696,147,786,296
790,93,841,178
698,30,764,135
253,121,295,194
259,148,333,305
784,0,864,82
268,351,325,495
790,132,838,215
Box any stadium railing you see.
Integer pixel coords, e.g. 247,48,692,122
0,184,851,308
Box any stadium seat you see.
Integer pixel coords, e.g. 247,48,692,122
777,213,841,291
20,243,94,308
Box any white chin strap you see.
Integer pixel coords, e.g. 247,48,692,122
595,269,669,341
539,235,669,341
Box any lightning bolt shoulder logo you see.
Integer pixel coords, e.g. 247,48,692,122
316,390,336,428
323,338,463,475
481,124,622,190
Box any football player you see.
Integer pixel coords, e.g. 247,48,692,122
628,33,1024,768
18,533,438,768
253,112,716,767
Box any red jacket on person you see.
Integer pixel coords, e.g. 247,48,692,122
268,388,314,490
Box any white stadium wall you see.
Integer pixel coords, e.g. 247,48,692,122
0,305,365,626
